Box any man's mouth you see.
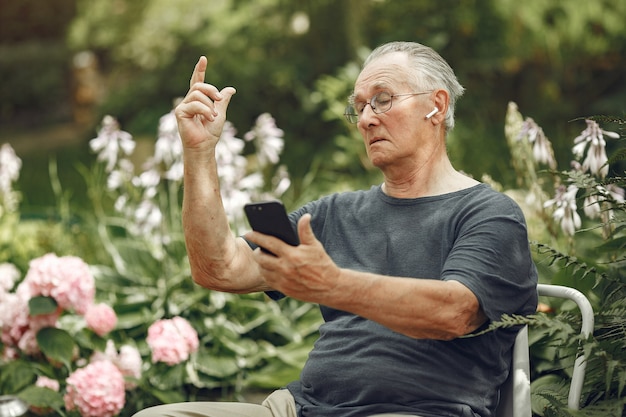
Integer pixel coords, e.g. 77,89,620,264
369,137,385,145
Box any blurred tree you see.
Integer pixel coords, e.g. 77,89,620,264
2,0,623,204
0,0,75,41
64,0,624,192
0,0,76,126
65,0,371,191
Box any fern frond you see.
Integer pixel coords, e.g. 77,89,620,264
462,314,534,337
569,115,626,126
531,241,609,285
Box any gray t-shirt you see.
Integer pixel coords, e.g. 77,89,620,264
269,184,538,417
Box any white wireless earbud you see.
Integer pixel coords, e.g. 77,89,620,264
425,107,439,119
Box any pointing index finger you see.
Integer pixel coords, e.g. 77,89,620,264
190,56,207,88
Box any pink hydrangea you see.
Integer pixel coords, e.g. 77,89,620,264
146,317,199,365
36,375,60,391
21,253,95,315
92,341,142,389
0,262,21,292
85,303,117,336
64,361,125,417
1,287,60,355
32,375,61,415
0,291,30,347
117,345,143,389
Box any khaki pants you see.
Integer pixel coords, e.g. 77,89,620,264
132,389,419,417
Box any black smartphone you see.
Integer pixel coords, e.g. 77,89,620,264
244,201,300,251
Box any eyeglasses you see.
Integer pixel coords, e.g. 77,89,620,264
344,91,432,124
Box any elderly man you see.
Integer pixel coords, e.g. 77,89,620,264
134,41,538,417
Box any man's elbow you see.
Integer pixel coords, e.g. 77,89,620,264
445,308,488,339
188,260,235,291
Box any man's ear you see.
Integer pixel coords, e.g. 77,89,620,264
429,89,449,124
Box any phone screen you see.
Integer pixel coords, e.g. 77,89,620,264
244,201,300,248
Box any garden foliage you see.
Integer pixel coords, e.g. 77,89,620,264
502,104,626,416
0,111,322,416
1,102,625,416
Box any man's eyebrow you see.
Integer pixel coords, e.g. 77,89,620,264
352,82,392,100
372,81,391,90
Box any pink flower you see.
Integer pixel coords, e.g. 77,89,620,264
36,375,60,391
1,288,60,355
146,317,199,365
19,308,61,355
32,376,61,415
0,291,30,347
64,361,125,417
0,262,21,292
85,303,117,336
2,346,18,360
21,253,95,315
92,341,142,389
117,345,143,389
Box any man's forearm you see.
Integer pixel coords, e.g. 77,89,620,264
326,270,486,340
182,148,238,288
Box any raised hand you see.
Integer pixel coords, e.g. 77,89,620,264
174,56,236,150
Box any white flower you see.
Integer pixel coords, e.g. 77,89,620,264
606,183,625,203
114,194,128,213
239,173,264,191
89,116,136,172
0,144,21,193
272,165,291,197
132,168,161,199
544,185,581,236
244,113,285,167
153,110,183,169
572,120,619,178
517,118,556,169
222,188,253,235
132,199,162,236
107,159,134,190
0,143,22,211
164,160,184,182
583,192,601,219
216,122,246,165
584,184,625,221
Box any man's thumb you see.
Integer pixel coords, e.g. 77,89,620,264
297,213,314,243
219,87,236,107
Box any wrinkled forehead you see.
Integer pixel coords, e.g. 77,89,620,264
353,53,416,98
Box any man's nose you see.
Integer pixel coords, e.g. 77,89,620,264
358,103,379,127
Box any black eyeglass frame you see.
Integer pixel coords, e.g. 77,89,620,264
344,91,432,124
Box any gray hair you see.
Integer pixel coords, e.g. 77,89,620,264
363,41,465,132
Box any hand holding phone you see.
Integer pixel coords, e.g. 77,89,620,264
244,201,299,254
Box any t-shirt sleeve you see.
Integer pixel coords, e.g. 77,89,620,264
441,195,538,321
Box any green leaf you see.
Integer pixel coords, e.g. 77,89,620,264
0,360,36,394
18,385,64,410
36,327,76,368
247,360,301,389
148,387,186,405
115,308,155,329
194,353,240,378
28,296,58,316
147,363,185,390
